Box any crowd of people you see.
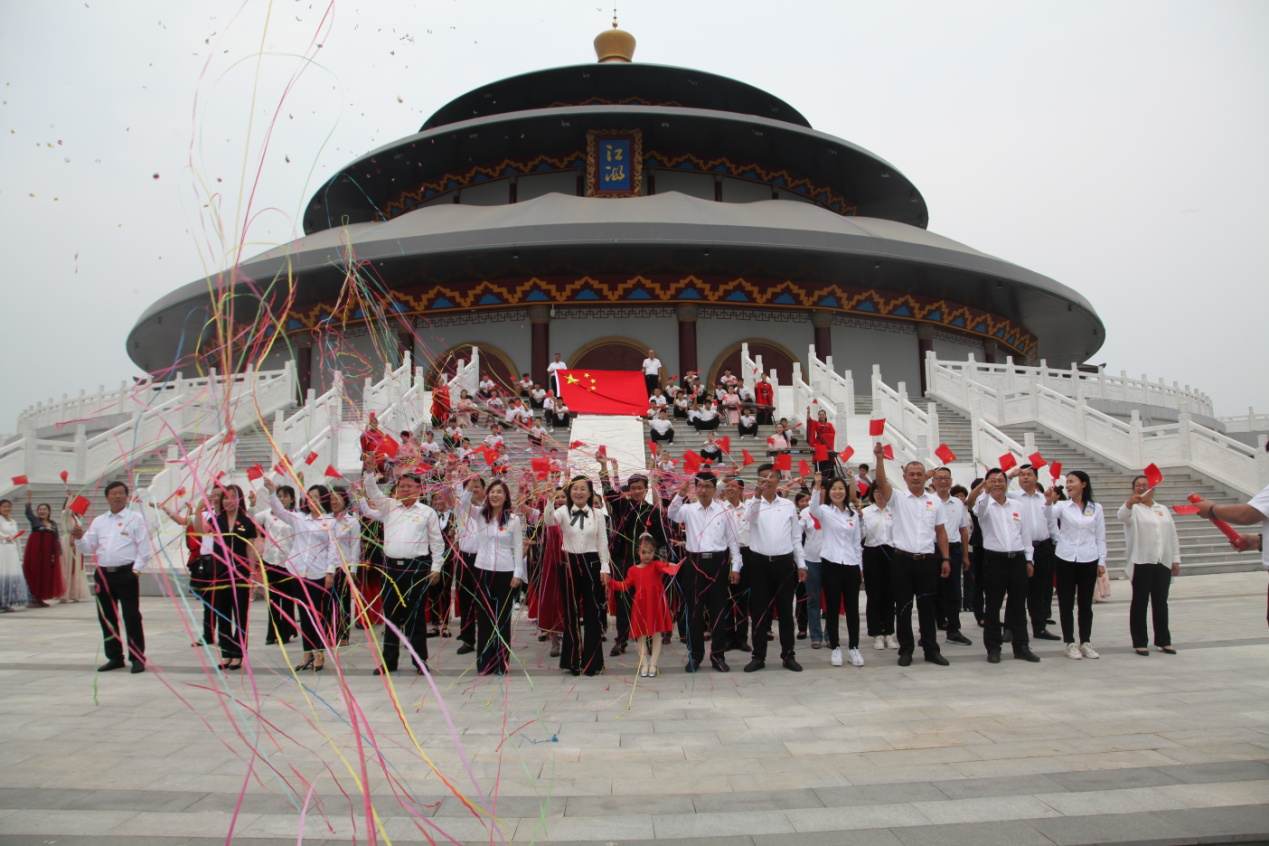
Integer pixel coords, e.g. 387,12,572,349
0,487,90,613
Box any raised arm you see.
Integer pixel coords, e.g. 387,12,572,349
872,442,892,505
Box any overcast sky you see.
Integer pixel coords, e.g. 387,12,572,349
2,0,1266,433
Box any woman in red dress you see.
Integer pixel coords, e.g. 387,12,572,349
22,488,65,606
610,536,681,677
529,488,567,657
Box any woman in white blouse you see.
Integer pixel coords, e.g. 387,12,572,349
457,479,526,675
264,479,338,672
1118,476,1181,656
544,476,610,676
329,488,361,646
1045,471,1107,660
811,473,866,667
861,484,897,650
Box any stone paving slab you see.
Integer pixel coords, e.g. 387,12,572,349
0,571,1267,844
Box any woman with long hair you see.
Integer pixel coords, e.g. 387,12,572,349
457,479,526,674
264,479,337,672
163,488,223,647
0,499,27,612
529,487,567,656
22,488,65,606
1118,475,1181,656
1046,470,1107,660
328,487,362,646
811,472,865,667
546,475,610,676
210,485,260,671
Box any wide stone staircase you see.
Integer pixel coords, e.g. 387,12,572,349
928,399,974,465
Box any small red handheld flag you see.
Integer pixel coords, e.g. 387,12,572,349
568,441,584,450
484,449,499,466
1187,493,1247,548
767,436,775,446
741,449,755,466
935,444,956,464
647,440,658,456
882,444,895,461
798,459,813,477
378,435,400,459
69,495,91,516
1144,463,1164,488
1028,452,1046,470
999,453,1017,472
531,457,551,479
59,470,69,483
10,475,29,486
246,465,264,482
173,487,187,498
869,418,886,437
839,445,855,463
596,444,607,459
717,436,731,455
682,450,702,475
1049,461,1062,481
773,453,792,471
813,444,829,462
1172,504,1200,515
324,465,343,479
305,452,319,465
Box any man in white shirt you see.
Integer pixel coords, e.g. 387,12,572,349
484,423,506,454
668,471,741,672
932,468,973,647
722,478,752,652
518,373,533,397
1191,463,1269,613
418,430,441,458
362,472,445,674
546,353,568,394
641,349,663,396
648,409,675,444
529,384,547,410
1007,466,1061,641
870,442,951,667
740,464,807,672
72,481,152,673
968,469,1040,664
649,387,668,409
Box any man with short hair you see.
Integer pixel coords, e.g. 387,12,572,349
741,464,807,672
1007,465,1061,641
546,353,568,395
870,443,952,667
932,467,973,647
72,481,151,673
968,469,1040,663
668,471,741,672
641,349,663,396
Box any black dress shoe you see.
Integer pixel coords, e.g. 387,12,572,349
455,642,475,655
130,662,147,674
782,657,803,672
1046,618,1056,626
743,658,765,672
98,659,126,672
897,654,913,667
416,665,430,675
684,659,699,673
710,655,730,673
1002,629,1014,643
987,649,1001,664
373,666,396,675
924,653,950,666
946,631,973,646
796,630,808,640
609,642,626,657
1014,649,1041,662
1033,629,1060,641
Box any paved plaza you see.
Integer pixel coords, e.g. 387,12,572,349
1,572,1267,845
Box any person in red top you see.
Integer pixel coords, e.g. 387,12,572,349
430,377,451,427
610,535,681,678
754,375,775,425
807,406,837,479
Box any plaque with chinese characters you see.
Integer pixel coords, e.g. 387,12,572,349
586,129,643,197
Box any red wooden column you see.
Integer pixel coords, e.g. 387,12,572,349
676,303,698,377
528,305,551,387
811,310,832,359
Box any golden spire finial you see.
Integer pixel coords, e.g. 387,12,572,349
594,7,635,62
612,6,619,28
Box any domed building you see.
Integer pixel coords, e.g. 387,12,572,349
128,24,1103,400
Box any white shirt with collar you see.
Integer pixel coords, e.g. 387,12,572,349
810,491,863,566
861,504,893,548
332,511,362,570
76,507,153,572
267,494,338,579
361,477,445,565
1007,488,1051,542
728,499,752,547
649,417,673,436
642,357,662,376
972,494,1034,561
800,507,823,563
887,486,945,555
667,495,742,571
1117,501,1180,580
745,494,806,569
549,505,612,574
938,495,971,545
1250,484,1269,570
460,504,527,580
1046,500,1107,566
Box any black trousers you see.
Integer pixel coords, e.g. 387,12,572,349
863,545,895,637
644,373,659,395
475,568,515,674
1055,557,1099,644
728,548,751,646
1130,564,1172,648
95,566,145,664
893,553,941,657
650,429,675,445
748,552,798,661
969,544,986,621
693,417,720,431
380,556,432,669
821,560,862,650
189,556,216,645
425,554,454,632
738,422,758,437
214,559,251,661
456,550,479,646
610,555,634,645
264,564,297,644
293,576,329,653
683,552,730,663
983,551,1030,654
560,553,605,675
937,542,963,634
1028,539,1056,632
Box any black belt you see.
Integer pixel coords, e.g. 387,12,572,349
691,551,727,560
986,550,1027,560
1033,539,1053,547
749,552,793,563
99,562,135,573
895,550,938,560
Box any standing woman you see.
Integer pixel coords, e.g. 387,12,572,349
1046,471,1107,660
546,476,610,676
453,479,526,674
328,487,361,646
811,473,866,666
163,489,222,648
252,487,298,646
0,499,26,612
210,485,261,671
22,489,65,606
529,487,567,656
861,484,897,650
1118,476,1181,655
264,479,338,672
58,488,89,602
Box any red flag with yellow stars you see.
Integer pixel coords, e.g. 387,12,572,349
556,370,648,415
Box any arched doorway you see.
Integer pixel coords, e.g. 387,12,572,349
429,342,518,392
569,336,648,372
708,340,799,387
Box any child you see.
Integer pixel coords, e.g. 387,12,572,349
609,535,681,677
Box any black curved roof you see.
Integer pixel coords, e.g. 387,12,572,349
421,62,812,131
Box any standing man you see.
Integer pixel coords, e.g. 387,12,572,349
641,349,663,397
932,467,973,647
546,353,568,395
870,442,951,667
741,464,807,672
599,456,667,657
667,471,742,672
1007,466,1061,642
72,481,151,673
361,472,445,674
754,375,775,426
968,469,1041,663
721,477,752,653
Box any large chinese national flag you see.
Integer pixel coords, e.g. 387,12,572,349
557,369,648,415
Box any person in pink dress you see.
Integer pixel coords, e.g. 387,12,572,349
610,535,681,677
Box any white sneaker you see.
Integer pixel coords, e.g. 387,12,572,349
1080,642,1100,659
886,635,899,650
849,648,865,667
830,647,844,666
873,635,886,651
1065,642,1082,660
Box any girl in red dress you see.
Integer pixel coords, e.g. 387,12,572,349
610,535,680,678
